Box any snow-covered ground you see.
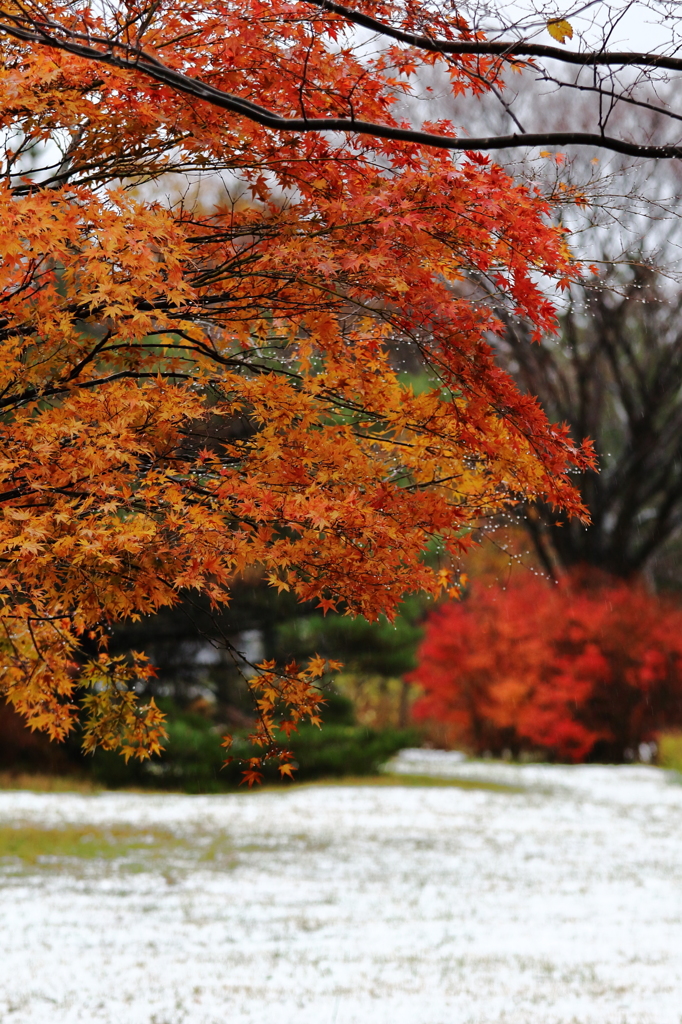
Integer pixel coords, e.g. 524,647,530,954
1,757,682,1024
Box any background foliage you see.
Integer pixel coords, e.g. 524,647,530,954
411,571,682,763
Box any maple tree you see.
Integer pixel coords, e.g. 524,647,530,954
411,572,682,762
0,0,606,779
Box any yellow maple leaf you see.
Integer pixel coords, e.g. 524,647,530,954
547,18,573,43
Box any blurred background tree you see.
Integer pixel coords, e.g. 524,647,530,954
410,571,682,763
496,265,682,585
410,259,682,765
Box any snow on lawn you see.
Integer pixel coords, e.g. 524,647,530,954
1,758,682,1024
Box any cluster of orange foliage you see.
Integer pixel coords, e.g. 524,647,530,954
0,1,592,776
411,573,682,762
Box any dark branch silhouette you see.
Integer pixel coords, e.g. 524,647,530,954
497,267,682,579
3,1,682,159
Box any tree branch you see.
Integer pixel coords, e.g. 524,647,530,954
2,11,682,158
305,0,682,73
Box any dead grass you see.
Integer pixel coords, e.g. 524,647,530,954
0,772,100,793
0,770,520,798
259,773,521,794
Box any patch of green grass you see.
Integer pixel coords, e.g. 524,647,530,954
0,825,324,874
0,824,179,864
658,732,682,773
382,772,521,793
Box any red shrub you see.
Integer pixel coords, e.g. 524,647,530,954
410,573,682,761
